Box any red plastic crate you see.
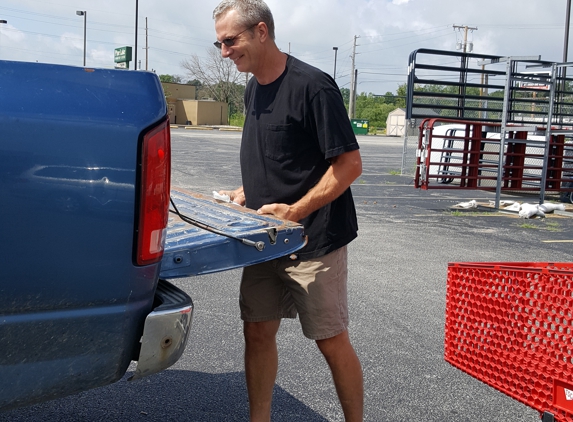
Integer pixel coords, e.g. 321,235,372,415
445,262,573,420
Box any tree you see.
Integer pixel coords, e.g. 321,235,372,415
181,47,247,115
159,74,182,83
395,84,407,108
354,93,396,130
383,91,396,105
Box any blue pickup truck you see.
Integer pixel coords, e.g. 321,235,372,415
0,60,306,411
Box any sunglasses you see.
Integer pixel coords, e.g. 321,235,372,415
214,24,257,49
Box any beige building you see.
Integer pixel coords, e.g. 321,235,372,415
386,108,406,137
161,82,229,126
386,107,440,136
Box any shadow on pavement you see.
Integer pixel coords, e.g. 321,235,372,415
1,370,328,422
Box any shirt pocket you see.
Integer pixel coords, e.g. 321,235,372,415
263,124,309,161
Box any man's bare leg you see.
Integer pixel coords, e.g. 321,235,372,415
244,320,281,422
316,330,363,422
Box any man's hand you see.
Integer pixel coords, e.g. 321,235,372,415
218,187,246,206
256,149,362,223
257,203,299,222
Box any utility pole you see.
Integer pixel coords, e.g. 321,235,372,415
453,25,478,118
145,17,148,70
453,24,477,53
351,68,358,118
348,35,359,119
332,47,338,81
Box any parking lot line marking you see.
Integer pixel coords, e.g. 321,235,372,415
541,240,573,243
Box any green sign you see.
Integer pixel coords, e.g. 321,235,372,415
114,46,132,64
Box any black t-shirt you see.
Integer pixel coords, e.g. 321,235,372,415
240,55,359,259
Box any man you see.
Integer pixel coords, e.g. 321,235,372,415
213,1,363,421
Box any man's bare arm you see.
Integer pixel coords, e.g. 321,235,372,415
257,149,362,221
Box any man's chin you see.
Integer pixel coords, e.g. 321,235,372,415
233,57,248,72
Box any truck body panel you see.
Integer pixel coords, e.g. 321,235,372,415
0,61,171,410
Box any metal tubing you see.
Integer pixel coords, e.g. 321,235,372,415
539,63,558,204
82,13,86,66
564,0,571,63
495,60,514,209
135,0,138,70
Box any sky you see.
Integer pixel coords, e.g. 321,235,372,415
0,0,572,95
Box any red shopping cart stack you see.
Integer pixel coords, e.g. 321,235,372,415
445,262,573,421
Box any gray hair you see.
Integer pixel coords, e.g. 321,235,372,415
213,0,275,40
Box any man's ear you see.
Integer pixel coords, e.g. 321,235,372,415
255,22,269,43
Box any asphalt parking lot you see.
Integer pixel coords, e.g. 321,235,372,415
3,129,572,422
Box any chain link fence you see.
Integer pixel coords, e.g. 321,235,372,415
401,119,419,177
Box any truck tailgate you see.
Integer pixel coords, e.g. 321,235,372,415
160,188,307,278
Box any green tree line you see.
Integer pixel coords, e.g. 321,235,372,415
161,48,417,132
163,45,573,133
340,87,406,132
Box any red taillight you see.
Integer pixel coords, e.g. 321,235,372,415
136,117,171,265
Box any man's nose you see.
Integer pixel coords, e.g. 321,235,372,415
221,44,232,58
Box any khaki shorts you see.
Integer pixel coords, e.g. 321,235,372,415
239,246,349,340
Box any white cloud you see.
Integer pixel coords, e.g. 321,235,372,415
0,0,570,94
59,32,83,51
91,47,113,67
1,24,25,42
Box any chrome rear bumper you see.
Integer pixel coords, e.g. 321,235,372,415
129,279,193,381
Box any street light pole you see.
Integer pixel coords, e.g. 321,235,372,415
0,20,8,58
76,11,86,66
564,0,571,63
332,47,338,81
563,0,571,90
135,0,139,70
